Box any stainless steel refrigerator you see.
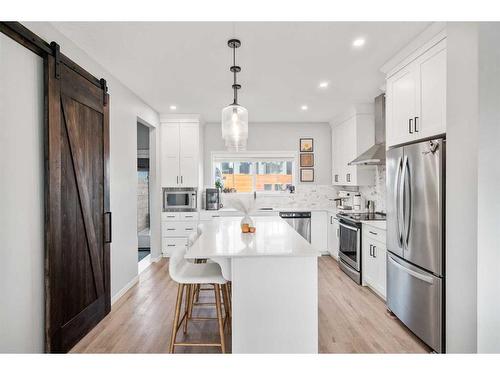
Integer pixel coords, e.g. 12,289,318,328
386,137,445,353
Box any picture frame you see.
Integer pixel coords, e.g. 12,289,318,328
299,138,314,152
300,168,314,182
300,153,314,167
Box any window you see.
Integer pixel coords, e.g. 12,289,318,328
213,153,295,193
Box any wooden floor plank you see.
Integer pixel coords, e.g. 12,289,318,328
71,256,429,354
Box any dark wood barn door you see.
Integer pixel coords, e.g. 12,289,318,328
45,51,111,353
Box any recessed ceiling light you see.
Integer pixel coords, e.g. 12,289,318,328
170,105,177,110
319,81,329,88
352,38,365,48
301,105,308,111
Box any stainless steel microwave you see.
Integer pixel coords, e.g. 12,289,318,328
163,187,197,212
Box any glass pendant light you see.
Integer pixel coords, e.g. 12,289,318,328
221,39,248,151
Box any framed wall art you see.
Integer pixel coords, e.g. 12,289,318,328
299,138,314,152
300,168,314,182
300,153,314,167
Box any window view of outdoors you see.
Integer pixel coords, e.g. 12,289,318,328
215,160,293,193
255,161,293,192
218,161,253,193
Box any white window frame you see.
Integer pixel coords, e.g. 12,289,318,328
211,151,298,195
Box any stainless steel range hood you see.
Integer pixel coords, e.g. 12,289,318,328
349,93,386,166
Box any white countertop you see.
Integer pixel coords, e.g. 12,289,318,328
361,220,387,230
185,216,320,259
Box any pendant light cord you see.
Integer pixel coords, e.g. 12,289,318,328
233,45,238,105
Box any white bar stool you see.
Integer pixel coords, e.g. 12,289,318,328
168,241,228,353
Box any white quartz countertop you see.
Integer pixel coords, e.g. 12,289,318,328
185,216,320,259
361,220,387,230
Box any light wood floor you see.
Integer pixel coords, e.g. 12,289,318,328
71,256,430,353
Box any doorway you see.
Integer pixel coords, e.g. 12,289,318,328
137,122,151,272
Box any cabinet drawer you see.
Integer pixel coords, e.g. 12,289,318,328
162,212,180,221
162,221,198,237
364,224,386,243
199,211,228,220
162,237,188,256
179,212,199,221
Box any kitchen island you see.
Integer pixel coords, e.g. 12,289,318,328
185,216,320,353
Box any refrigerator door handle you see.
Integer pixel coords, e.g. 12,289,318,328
397,156,404,248
404,156,412,248
388,255,434,284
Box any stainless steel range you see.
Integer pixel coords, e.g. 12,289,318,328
337,212,386,284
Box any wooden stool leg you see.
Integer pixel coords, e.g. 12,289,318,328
169,283,185,353
195,284,201,302
222,283,232,333
214,284,226,353
183,284,192,334
189,284,197,318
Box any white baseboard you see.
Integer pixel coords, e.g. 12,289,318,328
111,275,139,306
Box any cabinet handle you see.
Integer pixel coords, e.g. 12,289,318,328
414,116,419,132
181,176,183,184
212,215,220,218
408,118,414,134
373,245,377,258
166,228,175,231
334,174,338,183
330,216,333,224
176,176,179,184
369,244,373,257
369,231,377,235
346,173,351,182
185,227,194,231
167,244,176,247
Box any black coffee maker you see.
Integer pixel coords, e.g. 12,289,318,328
205,188,221,210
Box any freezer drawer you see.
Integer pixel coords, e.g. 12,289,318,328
387,253,443,352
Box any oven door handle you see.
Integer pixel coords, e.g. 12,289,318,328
339,222,360,232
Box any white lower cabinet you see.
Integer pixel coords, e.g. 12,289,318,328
327,213,339,259
362,224,387,299
162,213,198,256
162,237,188,256
311,211,328,253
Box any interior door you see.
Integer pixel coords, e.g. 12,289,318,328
403,139,444,276
45,54,111,353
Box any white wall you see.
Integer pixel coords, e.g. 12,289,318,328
477,22,500,353
0,33,44,352
203,122,331,186
446,22,479,353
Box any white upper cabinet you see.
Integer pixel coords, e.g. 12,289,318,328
331,106,375,186
178,124,199,187
161,124,181,186
160,118,201,188
416,43,447,140
386,38,446,148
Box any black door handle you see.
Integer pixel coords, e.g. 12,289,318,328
409,118,414,134
414,116,419,132
104,212,112,243
369,244,373,257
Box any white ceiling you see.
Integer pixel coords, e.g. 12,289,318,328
52,22,430,122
